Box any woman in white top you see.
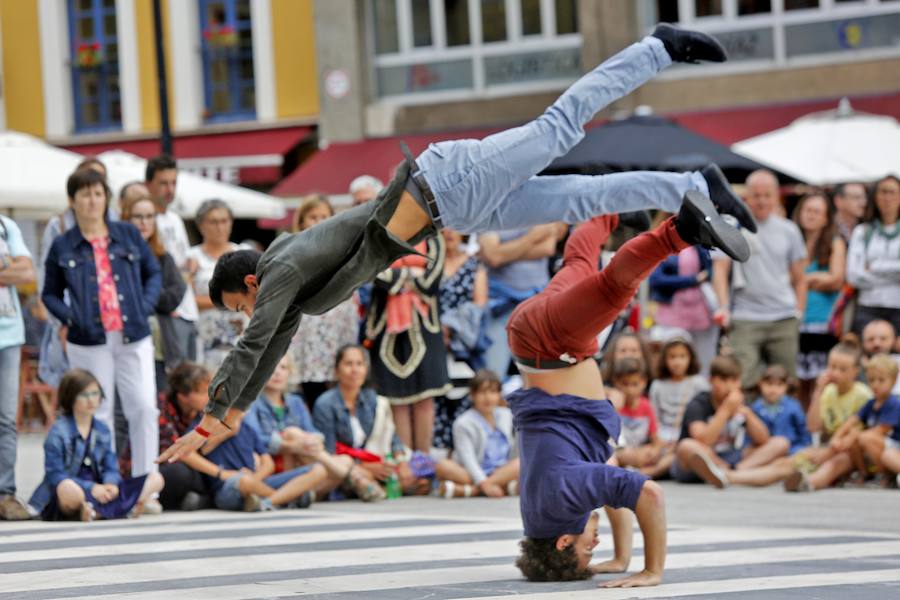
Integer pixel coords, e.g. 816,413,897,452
847,176,900,339
186,199,248,371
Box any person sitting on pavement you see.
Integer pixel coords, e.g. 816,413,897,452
245,353,383,501
613,358,671,479
750,364,812,456
648,336,709,447
672,355,790,488
29,369,164,521
435,369,519,498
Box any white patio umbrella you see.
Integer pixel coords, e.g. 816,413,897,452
732,98,900,185
0,131,83,217
0,131,286,220
99,150,286,220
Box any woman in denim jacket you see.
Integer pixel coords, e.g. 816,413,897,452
28,369,164,521
42,169,162,480
314,345,430,495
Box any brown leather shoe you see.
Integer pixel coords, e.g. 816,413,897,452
0,495,32,520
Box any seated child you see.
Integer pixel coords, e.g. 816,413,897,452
182,394,327,510
435,369,520,498
613,358,672,478
852,355,900,487
780,339,873,491
672,355,789,488
29,369,164,521
750,365,811,456
649,336,709,445
245,353,383,500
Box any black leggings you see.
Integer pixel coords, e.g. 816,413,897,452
159,462,206,510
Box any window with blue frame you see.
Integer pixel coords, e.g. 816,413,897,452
199,0,256,122
68,0,121,133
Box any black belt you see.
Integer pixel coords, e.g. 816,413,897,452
512,354,581,370
400,142,444,229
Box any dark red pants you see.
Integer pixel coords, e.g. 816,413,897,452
507,215,689,365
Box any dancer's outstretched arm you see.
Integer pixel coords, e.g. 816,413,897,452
601,481,667,588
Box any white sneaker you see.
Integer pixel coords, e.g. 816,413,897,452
688,451,730,489
142,498,163,515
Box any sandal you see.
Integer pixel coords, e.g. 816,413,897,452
80,501,96,522
437,481,473,498
344,467,386,502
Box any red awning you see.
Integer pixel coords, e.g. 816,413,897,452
59,125,314,186
271,126,502,198
669,90,900,146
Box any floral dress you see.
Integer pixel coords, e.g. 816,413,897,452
289,296,360,387
187,244,249,371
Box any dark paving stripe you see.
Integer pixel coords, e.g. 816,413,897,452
644,581,900,600
0,518,467,552
0,529,524,574
238,556,900,600
0,510,324,537
0,555,515,600
4,546,900,599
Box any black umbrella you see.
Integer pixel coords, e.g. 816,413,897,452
546,114,790,182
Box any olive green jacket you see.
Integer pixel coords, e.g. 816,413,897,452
206,159,433,419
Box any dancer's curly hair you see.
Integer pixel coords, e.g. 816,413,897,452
515,538,592,582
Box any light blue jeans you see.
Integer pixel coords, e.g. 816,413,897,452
416,37,709,233
0,344,21,496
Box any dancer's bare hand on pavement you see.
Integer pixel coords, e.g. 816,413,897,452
600,569,662,588
589,558,629,574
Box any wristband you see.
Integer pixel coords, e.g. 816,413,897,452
195,425,212,438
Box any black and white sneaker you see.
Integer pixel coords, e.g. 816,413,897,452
675,191,751,262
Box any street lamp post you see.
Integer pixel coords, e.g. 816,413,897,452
152,0,173,156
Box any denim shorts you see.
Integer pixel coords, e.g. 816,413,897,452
214,466,313,511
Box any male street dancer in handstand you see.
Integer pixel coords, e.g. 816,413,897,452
509,192,749,588
158,24,755,463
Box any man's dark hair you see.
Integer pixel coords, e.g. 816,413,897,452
167,361,211,400
833,181,864,198
515,538,592,582
208,249,262,310
66,168,111,202
145,154,177,182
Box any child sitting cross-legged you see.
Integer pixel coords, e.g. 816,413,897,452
29,369,164,521
750,365,812,456
435,369,520,498
851,355,900,487
613,358,672,478
181,396,328,511
672,356,790,488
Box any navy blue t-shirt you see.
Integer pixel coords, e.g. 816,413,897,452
858,395,900,441
199,419,268,492
509,387,648,539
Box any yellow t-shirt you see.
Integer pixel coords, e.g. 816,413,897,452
819,381,872,437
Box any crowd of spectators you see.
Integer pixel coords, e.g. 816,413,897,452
0,159,898,524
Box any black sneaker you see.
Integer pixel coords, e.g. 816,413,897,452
675,191,750,262
701,164,757,233
652,23,727,64
618,210,651,232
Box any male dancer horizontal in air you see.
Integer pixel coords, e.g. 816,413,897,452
158,24,754,463
510,191,749,588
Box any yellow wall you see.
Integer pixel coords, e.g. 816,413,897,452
271,0,319,119
1,0,45,136
135,0,173,133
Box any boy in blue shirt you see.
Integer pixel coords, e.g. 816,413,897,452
751,365,811,455
182,415,326,511
856,355,900,486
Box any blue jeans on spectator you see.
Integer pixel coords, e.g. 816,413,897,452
416,37,709,234
214,465,312,511
0,344,21,496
